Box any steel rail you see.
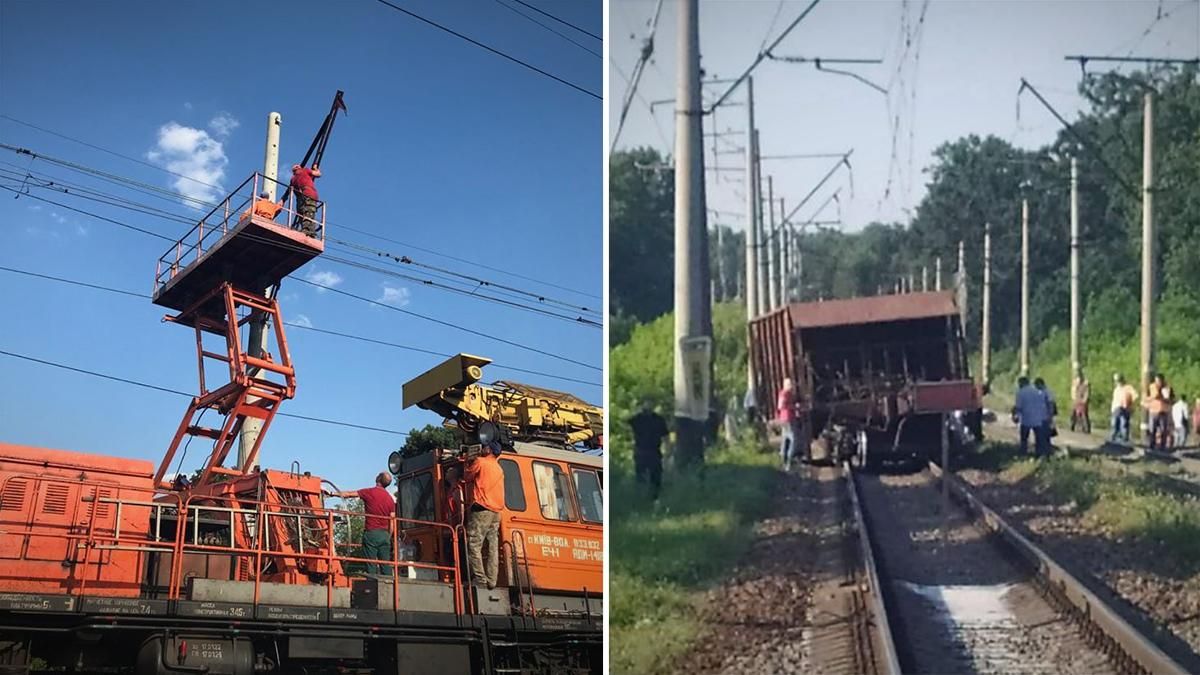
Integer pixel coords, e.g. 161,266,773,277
927,460,1191,675
842,462,903,675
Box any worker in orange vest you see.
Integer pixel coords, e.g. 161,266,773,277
465,442,505,589
290,164,321,236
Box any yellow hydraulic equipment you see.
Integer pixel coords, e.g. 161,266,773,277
402,354,603,449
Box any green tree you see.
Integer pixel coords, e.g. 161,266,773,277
400,424,460,457
610,148,675,332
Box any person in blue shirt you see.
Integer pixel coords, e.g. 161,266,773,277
1013,376,1051,458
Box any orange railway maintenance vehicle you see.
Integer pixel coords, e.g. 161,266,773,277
0,94,602,675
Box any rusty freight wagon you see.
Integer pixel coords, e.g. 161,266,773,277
749,290,983,465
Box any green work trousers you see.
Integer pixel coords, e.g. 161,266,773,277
362,529,391,575
466,508,500,588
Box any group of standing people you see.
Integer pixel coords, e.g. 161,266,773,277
329,442,506,590
1012,376,1058,458
1113,372,1197,452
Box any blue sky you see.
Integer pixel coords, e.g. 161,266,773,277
0,0,601,490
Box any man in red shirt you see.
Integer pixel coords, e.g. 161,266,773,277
465,442,506,589
289,163,321,236
328,472,395,575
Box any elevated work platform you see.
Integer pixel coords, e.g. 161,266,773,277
152,172,325,323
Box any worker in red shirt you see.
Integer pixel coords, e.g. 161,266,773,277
327,472,395,575
465,442,506,589
289,163,321,237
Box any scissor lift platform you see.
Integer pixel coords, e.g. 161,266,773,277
152,172,325,323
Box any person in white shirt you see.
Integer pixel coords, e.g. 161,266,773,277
1172,394,1190,449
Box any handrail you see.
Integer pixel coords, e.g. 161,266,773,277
508,529,537,617
152,172,326,293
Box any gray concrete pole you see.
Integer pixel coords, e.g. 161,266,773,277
766,176,778,310
673,0,709,461
238,111,282,469
1021,198,1030,377
715,224,726,302
1140,91,1156,435
780,198,789,303
935,257,942,291
922,266,928,292
1070,156,1080,380
754,131,768,316
744,78,759,320
796,236,803,302
982,222,992,385
958,240,967,331
744,78,759,393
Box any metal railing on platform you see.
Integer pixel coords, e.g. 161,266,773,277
153,172,326,294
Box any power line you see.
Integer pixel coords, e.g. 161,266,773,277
2,184,603,371
293,277,601,371
0,152,602,321
611,0,664,151
1,125,600,300
0,185,175,241
371,0,600,100
0,348,408,435
0,264,602,388
707,0,824,112
507,0,600,41
494,0,600,58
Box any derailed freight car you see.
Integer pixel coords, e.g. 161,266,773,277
749,291,983,465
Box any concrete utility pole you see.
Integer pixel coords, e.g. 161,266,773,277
766,176,778,310
238,111,282,468
982,222,992,384
1020,199,1030,377
1070,156,1080,380
935,257,942,291
754,131,768,316
957,240,967,331
908,273,915,294
922,266,928,292
1140,91,1156,433
715,224,726,302
780,198,789,302
795,235,803,302
673,0,709,463
744,77,759,394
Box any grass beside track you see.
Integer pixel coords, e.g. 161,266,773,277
962,442,1200,566
610,436,777,675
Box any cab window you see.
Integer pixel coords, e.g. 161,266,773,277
532,462,577,521
499,459,526,512
572,469,602,523
398,473,434,524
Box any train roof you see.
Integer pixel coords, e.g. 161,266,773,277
785,290,960,329
0,442,155,478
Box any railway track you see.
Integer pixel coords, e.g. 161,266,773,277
846,460,1192,675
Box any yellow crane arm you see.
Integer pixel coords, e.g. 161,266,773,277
402,354,603,448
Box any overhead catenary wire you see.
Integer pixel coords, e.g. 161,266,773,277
0,349,408,436
494,0,600,58
707,0,823,112
610,0,665,151
0,264,601,388
1,186,603,371
371,0,599,100
0,150,601,320
507,0,600,41
0,127,600,300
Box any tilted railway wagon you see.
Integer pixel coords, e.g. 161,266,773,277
749,290,983,464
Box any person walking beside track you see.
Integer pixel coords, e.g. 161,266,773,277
465,442,505,590
1070,369,1091,434
1014,376,1050,458
630,400,669,500
1146,373,1171,452
1110,374,1138,444
776,378,800,471
325,472,395,575
1172,394,1190,449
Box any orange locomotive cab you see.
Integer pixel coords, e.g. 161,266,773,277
394,442,602,619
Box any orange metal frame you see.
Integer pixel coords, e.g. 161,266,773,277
153,283,296,491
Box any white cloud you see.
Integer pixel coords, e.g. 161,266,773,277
208,112,240,138
291,314,314,328
26,204,41,212
183,102,193,110
50,211,66,224
304,268,343,290
146,121,228,207
377,284,410,307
